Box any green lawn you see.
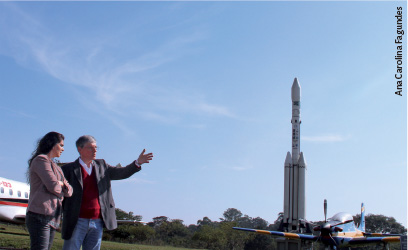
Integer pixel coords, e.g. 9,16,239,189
0,223,200,250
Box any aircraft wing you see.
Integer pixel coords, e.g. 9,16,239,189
117,220,147,225
348,236,401,246
13,214,26,224
363,233,402,237
232,227,317,241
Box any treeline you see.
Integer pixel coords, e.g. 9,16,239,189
102,208,406,250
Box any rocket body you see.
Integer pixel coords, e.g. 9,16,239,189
283,78,307,232
291,79,301,163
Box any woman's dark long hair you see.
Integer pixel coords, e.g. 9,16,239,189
26,131,64,183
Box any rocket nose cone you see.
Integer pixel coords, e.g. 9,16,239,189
298,152,307,166
291,78,301,101
285,152,292,166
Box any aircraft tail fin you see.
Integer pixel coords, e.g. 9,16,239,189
358,203,365,232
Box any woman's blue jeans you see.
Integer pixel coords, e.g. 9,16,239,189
26,211,56,250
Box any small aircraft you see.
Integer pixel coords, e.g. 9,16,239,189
0,176,145,225
233,200,401,249
0,177,29,224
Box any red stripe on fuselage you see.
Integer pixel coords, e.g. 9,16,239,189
0,201,28,208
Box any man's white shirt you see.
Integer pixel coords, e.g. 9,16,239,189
79,158,93,175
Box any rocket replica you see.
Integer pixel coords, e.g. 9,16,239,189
283,78,307,232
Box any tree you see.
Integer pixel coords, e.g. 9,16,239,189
149,216,169,228
221,208,243,222
107,207,405,250
166,219,189,238
220,221,247,250
115,208,142,221
128,224,156,243
270,212,284,230
198,216,216,227
251,217,269,230
193,224,227,249
187,224,199,233
244,234,275,250
108,208,144,243
353,214,406,235
109,225,131,241
238,215,253,228
166,219,191,246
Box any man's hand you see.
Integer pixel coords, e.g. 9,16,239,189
137,149,153,165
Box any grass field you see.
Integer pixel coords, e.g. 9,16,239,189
0,223,201,250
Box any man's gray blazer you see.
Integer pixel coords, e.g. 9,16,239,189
61,158,140,240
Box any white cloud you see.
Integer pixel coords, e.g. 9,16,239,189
0,3,235,133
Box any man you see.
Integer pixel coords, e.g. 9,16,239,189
61,135,153,250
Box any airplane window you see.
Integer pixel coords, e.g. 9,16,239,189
0,187,3,193
18,191,21,197
25,192,29,198
9,189,13,196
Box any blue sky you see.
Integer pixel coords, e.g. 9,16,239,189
0,1,406,227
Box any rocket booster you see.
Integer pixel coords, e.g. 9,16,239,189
283,78,307,232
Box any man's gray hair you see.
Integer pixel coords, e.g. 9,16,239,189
76,135,96,148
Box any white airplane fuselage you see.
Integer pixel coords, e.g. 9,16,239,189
0,177,29,224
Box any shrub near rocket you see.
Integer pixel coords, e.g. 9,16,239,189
283,78,307,232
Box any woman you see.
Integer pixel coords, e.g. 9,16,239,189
26,131,73,250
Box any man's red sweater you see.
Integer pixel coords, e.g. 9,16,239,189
79,166,101,219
